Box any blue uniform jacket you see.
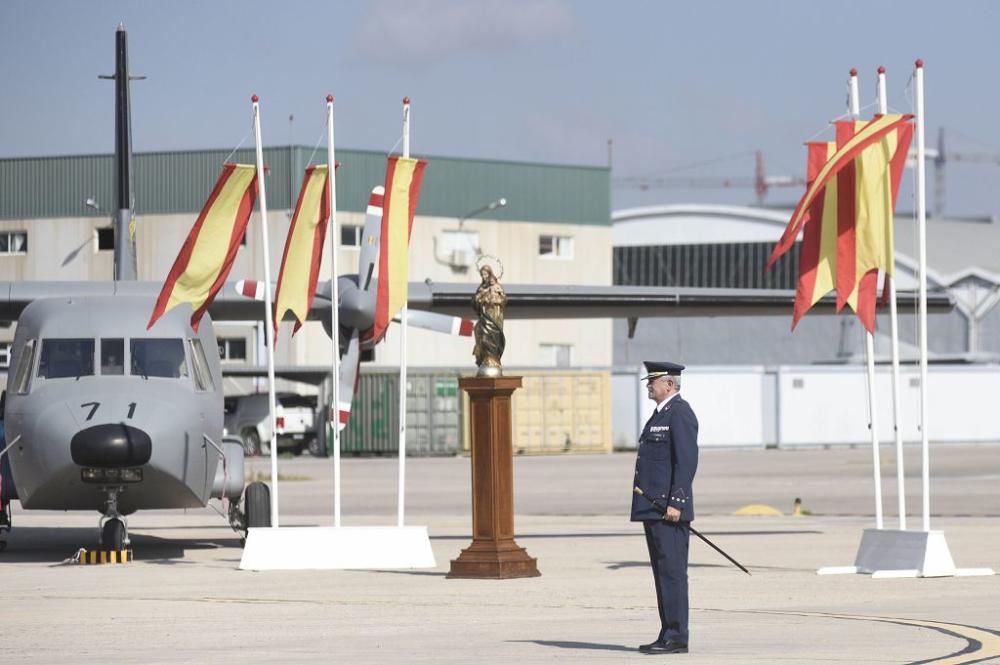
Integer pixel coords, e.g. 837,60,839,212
630,394,699,522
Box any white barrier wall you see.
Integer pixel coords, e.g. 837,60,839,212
613,365,1000,449
623,366,769,448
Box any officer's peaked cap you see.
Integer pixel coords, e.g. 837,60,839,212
641,361,685,380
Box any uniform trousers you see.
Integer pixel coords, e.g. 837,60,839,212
643,519,690,643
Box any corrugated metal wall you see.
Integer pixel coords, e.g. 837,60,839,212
0,147,610,226
340,369,463,456
505,371,612,454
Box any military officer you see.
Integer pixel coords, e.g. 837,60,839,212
631,361,698,655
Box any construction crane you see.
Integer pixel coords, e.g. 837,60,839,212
614,151,805,205
928,127,1000,218
615,129,1000,214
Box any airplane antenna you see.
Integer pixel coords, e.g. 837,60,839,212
99,24,144,280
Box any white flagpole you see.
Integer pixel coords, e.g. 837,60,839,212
326,95,342,528
252,95,281,527
397,96,410,528
850,69,884,530
878,66,907,530
914,59,931,532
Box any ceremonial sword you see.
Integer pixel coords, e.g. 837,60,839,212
634,486,751,576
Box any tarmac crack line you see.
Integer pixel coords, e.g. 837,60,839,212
698,609,1000,665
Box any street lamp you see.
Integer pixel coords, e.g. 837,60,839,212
458,197,507,230
438,198,508,272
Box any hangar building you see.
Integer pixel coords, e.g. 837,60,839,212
0,146,613,376
612,204,1000,367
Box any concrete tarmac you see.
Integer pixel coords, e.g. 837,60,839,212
2,446,999,664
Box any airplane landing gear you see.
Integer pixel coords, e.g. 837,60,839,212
99,486,129,550
243,481,271,539
226,481,271,542
101,518,126,550
0,500,10,552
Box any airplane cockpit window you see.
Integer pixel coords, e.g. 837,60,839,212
14,339,36,394
187,338,215,391
130,339,188,379
38,339,95,379
101,339,125,376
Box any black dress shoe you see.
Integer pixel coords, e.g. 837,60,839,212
643,640,688,655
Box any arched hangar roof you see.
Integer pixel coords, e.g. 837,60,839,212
612,203,1000,290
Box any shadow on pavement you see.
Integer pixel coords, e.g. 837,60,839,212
0,526,243,564
511,640,636,653
431,530,822,542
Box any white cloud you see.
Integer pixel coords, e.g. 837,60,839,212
350,0,578,66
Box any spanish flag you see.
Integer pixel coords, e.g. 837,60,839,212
785,117,913,333
148,163,258,331
767,113,913,271
273,165,330,340
372,155,427,342
790,140,879,330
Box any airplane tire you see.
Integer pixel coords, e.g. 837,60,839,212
244,481,271,537
102,518,126,550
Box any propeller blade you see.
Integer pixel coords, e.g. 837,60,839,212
397,310,473,336
357,186,384,292
336,329,361,431
234,279,267,301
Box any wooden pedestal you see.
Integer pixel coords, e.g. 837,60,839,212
448,376,540,579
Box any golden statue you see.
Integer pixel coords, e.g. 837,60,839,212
472,261,506,376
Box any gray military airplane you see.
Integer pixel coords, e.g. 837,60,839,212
0,26,953,555
0,27,267,553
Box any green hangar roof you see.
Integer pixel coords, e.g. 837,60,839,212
0,146,610,226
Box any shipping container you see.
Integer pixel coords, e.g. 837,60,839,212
459,370,612,455
339,369,463,456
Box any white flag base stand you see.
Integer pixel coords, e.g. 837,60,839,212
817,528,994,578
239,526,436,571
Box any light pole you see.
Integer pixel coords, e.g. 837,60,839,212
458,197,507,231
443,198,508,272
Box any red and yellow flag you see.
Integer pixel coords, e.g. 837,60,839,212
273,165,330,340
767,113,913,271
148,163,258,331
792,142,838,328
372,155,427,342
785,117,913,333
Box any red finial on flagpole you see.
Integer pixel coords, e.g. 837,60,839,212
850,68,857,77
877,65,886,74
251,94,259,103
326,94,334,103
915,59,924,68
403,96,410,105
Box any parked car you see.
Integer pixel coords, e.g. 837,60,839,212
224,392,318,456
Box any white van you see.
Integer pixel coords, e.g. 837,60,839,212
224,393,318,456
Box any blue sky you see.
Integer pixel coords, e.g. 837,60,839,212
2,1,999,216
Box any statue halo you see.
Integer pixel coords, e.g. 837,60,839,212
475,254,504,280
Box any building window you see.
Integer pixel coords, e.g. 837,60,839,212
0,342,10,369
540,343,572,367
613,242,800,290
96,227,115,251
341,224,362,248
539,234,573,259
0,231,28,255
217,337,247,362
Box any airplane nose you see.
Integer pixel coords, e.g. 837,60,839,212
71,423,152,467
